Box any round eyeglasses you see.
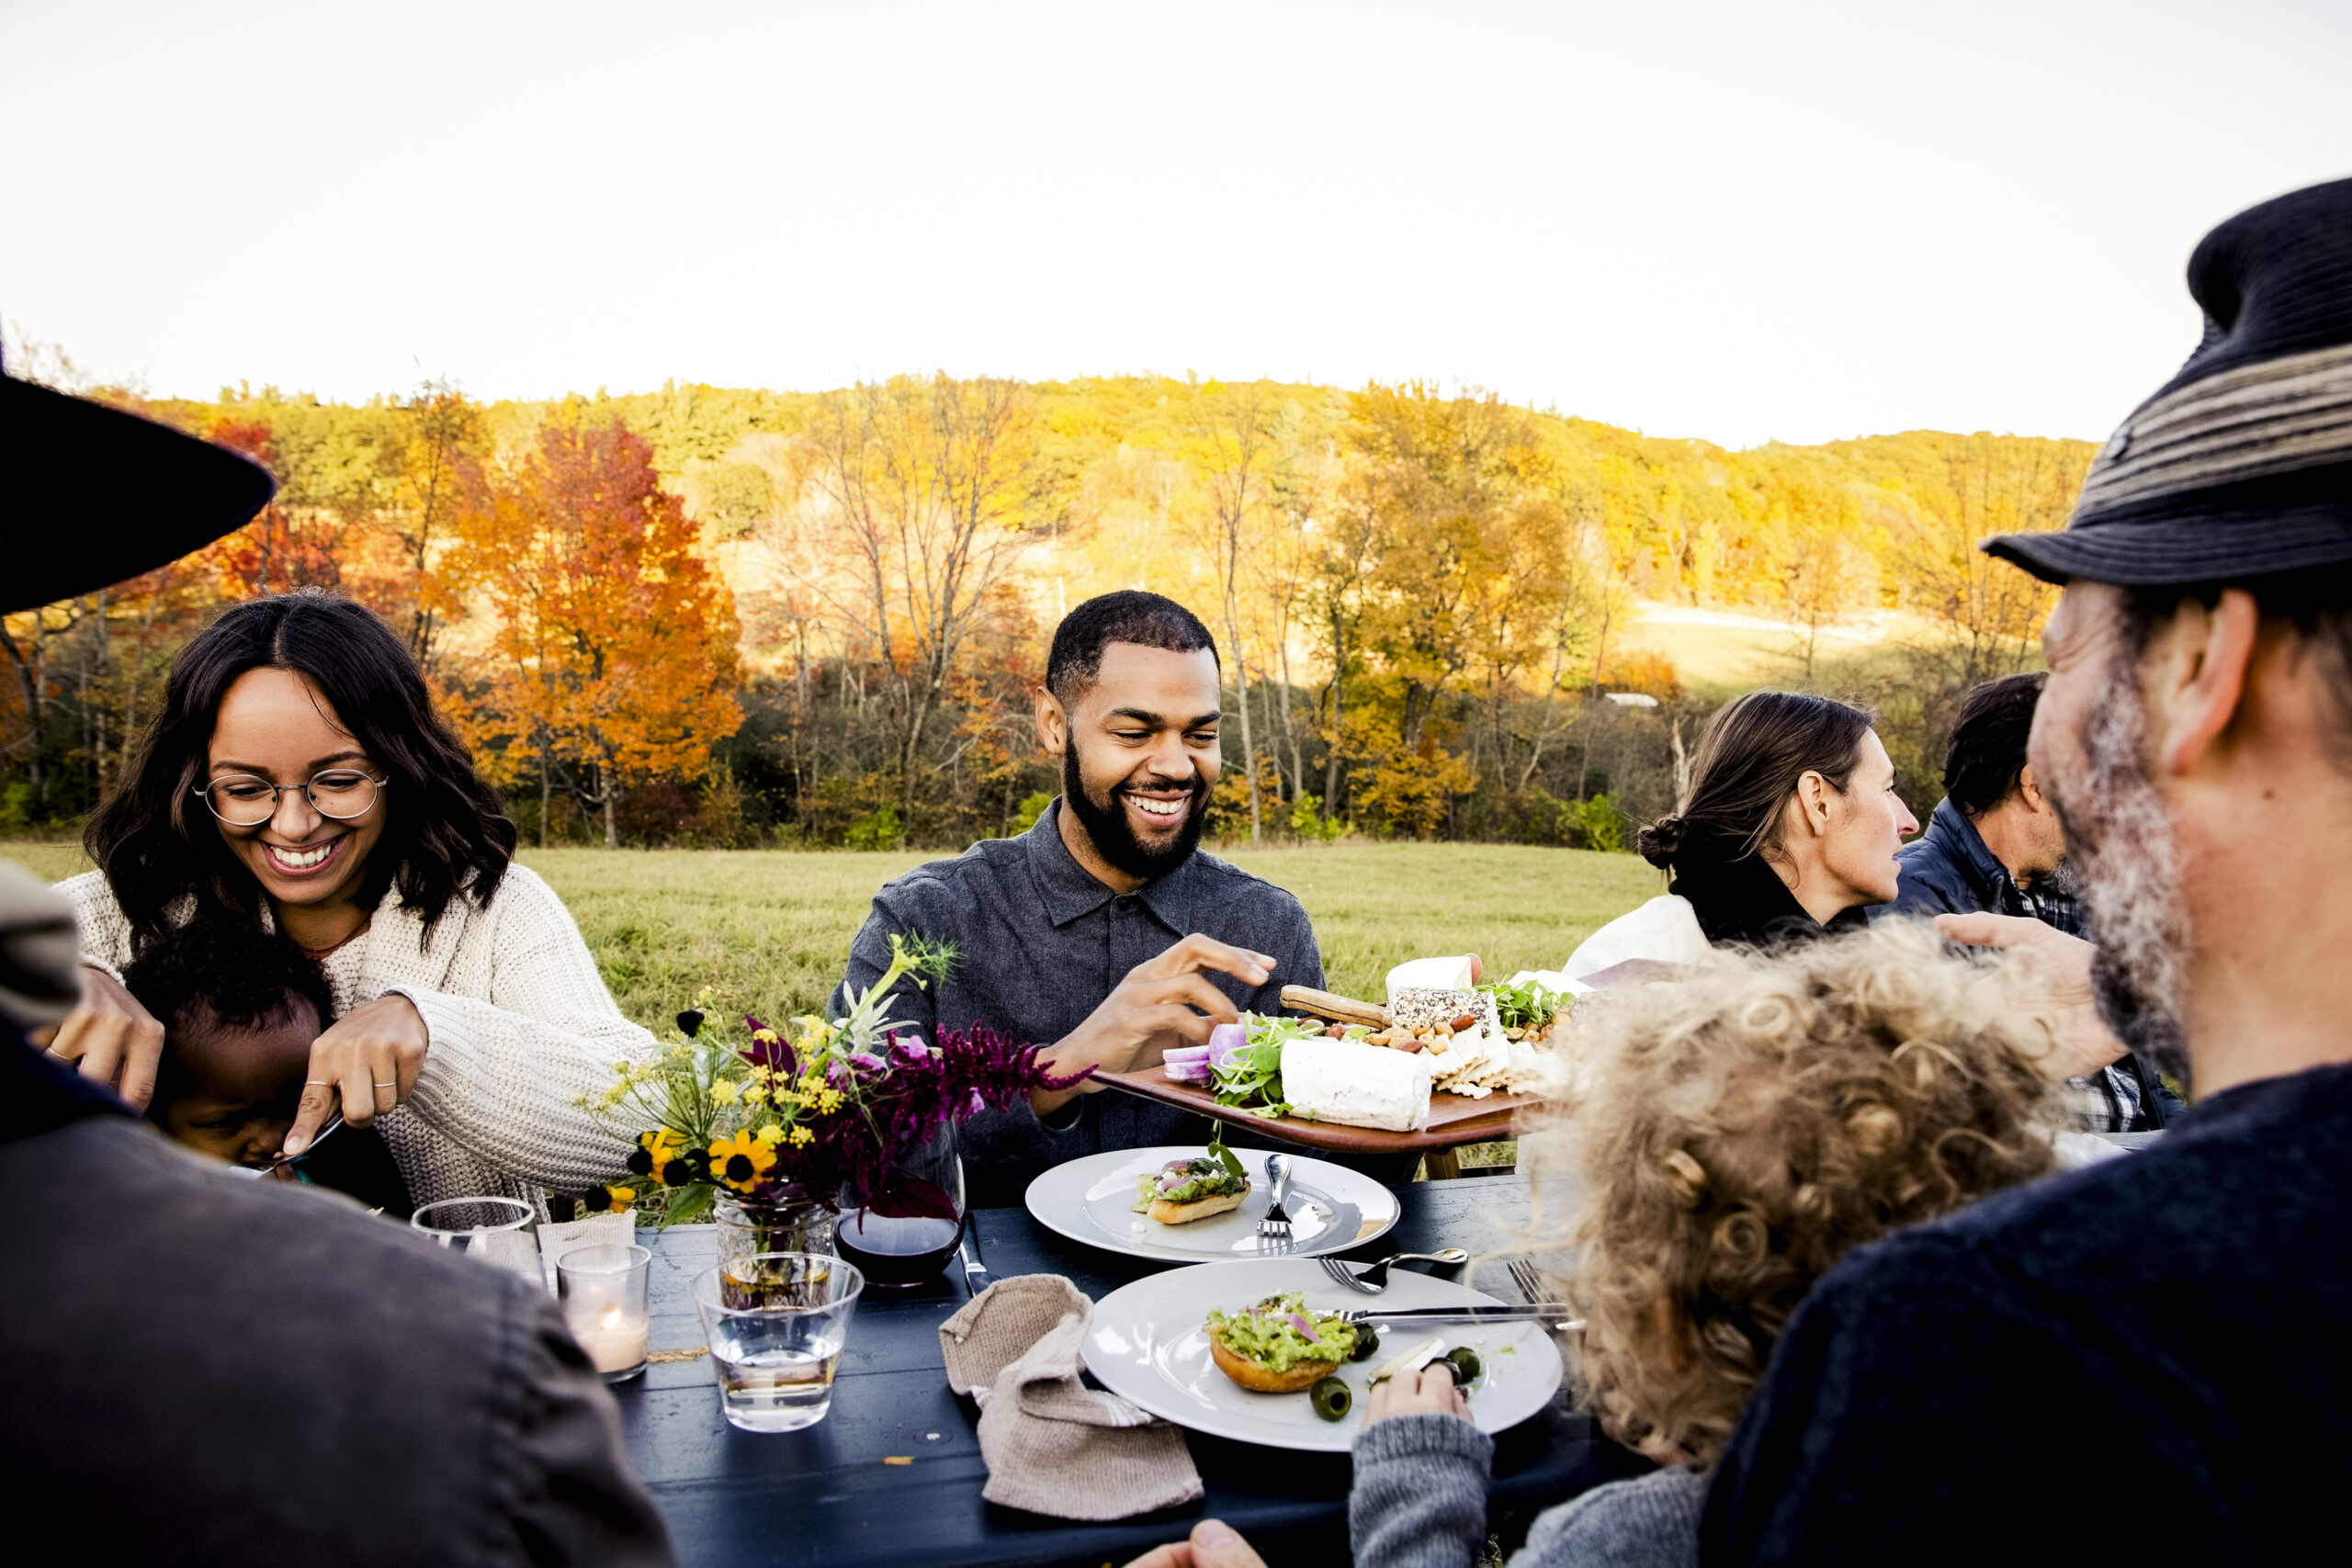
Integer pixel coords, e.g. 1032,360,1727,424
194,770,389,827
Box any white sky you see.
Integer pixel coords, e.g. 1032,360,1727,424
5,0,2349,447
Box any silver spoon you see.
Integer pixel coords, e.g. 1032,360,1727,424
226,1113,345,1180
1319,1247,1471,1294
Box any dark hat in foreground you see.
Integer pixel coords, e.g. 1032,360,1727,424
1985,176,2352,587
2,360,276,614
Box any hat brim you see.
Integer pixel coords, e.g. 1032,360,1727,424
1983,465,2352,588
4,378,276,614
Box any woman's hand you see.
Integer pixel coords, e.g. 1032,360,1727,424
1935,911,2128,1080
38,965,167,1109
1120,1519,1266,1568
1363,1361,1470,1427
286,993,428,1156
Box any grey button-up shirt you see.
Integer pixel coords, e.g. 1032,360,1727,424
832,800,1329,1208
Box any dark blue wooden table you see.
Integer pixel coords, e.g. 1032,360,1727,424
616,1174,1646,1568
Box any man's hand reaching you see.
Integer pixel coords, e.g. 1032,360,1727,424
1031,934,1274,1115
1935,911,2128,1080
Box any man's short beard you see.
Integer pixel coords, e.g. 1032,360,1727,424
1060,746,1207,883
2042,624,2195,1090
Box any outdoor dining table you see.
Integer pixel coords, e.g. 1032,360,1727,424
616,1169,1649,1568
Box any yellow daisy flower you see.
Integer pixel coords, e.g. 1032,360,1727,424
602,1185,636,1214
709,1131,778,1193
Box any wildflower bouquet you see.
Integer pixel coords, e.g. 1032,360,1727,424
584,934,1092,1225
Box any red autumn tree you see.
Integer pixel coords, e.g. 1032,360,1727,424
443,417,742,845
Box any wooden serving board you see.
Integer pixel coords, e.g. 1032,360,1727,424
1097,1064,1544,1154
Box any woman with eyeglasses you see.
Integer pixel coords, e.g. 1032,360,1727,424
41,591,656,1209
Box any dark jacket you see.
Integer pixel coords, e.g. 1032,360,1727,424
1670,826,1868,950
1879,796,2085,934
0,1033,675,1568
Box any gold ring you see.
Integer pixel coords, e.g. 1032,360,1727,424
305,1079,333,1086
373,1081,397,1089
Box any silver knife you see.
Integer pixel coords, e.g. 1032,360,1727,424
1340,1304,1558,1325
958,1220,991,1297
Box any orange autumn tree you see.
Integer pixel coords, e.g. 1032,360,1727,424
445,417,742,846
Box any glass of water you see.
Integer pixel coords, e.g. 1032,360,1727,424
693,1251,865,1433
412,1197,544,1285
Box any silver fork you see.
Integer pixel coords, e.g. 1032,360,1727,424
1319,1248,1471,1293
1506,1257,1586,1333
1258,1153,1294,1245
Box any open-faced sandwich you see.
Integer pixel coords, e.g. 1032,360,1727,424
1132,1148,1251,1224
1204,1292,1363,1393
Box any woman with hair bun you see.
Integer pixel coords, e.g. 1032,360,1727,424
1560,692,1919,985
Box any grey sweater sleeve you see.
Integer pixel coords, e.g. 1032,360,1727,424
1516,1465,1706,1568
1351,1414,1495,1568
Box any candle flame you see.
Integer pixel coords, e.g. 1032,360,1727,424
601,1306,624,1330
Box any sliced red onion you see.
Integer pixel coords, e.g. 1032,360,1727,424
1162,1044,1213,1065
1208,1022,1248,1066
1289,1312,1323,1343
1162,1061,1213,1083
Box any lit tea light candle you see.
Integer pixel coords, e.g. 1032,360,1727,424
572,1303,650,1375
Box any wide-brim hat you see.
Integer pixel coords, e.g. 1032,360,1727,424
1984,175,2352,587
2,367,276,614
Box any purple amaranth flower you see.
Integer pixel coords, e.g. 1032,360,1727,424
738,1014,797,1077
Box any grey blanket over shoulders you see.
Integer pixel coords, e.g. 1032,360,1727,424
1351,1413,1703,1568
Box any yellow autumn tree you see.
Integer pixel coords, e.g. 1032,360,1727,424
444,417,742,846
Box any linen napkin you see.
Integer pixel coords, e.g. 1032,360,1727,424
534,1211,637,1292
939,1273,1203,1520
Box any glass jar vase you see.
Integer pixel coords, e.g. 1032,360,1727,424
715,1188,838,1271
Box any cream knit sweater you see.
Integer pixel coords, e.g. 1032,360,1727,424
59,865,654,1210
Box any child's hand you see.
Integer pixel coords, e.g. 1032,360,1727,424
1363,1361,1471,1427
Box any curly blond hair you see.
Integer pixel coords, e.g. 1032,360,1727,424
1519,921,2062,1466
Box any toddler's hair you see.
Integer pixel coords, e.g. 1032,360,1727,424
120,920,336,1042
1520,921,2060,1465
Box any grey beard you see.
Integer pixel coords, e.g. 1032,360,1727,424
2045,641,2195,1091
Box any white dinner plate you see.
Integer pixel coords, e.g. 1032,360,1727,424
1023,1145,1400,1264
1082,1258,1566,1453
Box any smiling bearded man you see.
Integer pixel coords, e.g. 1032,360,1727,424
831,592,1393,1208
1700,176,2352,1565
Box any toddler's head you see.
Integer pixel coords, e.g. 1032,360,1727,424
122,922,335,1168
1522,921,2064,1465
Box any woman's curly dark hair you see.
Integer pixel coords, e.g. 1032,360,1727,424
1520,921,2062,1465
85,592,516,951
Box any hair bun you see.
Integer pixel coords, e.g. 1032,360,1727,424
1636,815,1688,869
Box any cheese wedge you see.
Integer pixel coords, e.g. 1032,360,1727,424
1280,1034,1434,1132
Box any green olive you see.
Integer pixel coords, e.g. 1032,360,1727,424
1443,1347,1482,1388
1310,1377,1353,1421
1347,1325,1381,1361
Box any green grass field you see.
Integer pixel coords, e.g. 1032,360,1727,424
6,840,1660,1032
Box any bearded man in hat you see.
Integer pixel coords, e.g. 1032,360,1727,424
0,363,673,1566
1700,176,2352,1562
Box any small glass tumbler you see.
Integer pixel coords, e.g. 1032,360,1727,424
559,1243,652,1382
694,1251,865,1433
412,1197,543,1284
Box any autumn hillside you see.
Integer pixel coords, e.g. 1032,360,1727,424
4,373,2092,850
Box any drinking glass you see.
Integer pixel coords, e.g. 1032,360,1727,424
412,1197,544,1284
715,1189,838,1273
558,1243,651,1382
694,1251,865,1433
834,1122,965,1289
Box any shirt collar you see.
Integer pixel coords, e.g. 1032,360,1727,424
1931,796,2013,894
1023,797,1203,931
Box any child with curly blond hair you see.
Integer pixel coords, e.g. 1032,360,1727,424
1347,922,2067,1568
